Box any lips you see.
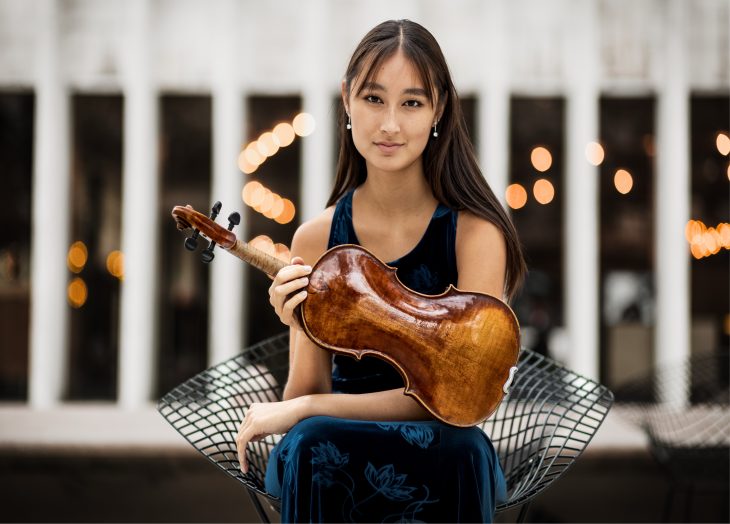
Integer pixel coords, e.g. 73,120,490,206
375,142,403,154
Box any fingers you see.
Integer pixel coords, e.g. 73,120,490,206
236,416,253,474
268,262,312,327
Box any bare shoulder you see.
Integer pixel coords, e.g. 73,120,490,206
290,206,335,265
456,211,505,249
455,210,507,298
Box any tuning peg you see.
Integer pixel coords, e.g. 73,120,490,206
211,201,222,219
201,202,225,263
201,242,216,263
183,201,223,252
184,231,200,251
227,212,240,230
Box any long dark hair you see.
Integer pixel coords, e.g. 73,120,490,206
328,19,526,300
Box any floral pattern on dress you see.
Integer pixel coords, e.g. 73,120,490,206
376,423,435,449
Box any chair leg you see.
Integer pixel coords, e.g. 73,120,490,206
247,490,271,523
516,501,532,523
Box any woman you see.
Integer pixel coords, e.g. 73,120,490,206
236,19,526,522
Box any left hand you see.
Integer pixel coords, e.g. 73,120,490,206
236,398,308,474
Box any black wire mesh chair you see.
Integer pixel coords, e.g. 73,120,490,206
615,351,730,522
158,333,614,523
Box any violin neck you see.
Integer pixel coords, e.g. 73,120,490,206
228,239,287,277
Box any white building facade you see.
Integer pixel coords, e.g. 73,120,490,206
0,0,728,409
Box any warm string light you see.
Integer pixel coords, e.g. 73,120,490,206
67,241,88,273
237,113,315,175
505,184,527,210
585,141,605,166
67,277,87,308
614,169,633,194
106,250,124,280
530,146,552,172
686,219,730,259
533,179,555,205
242,181,296,224
248,235,292,264
66,241,124,307
716,132,730,156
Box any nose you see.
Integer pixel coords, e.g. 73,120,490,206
379,106,400,135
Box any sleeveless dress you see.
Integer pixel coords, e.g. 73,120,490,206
265,190,507,523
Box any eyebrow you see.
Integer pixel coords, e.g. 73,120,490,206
362,81,430,98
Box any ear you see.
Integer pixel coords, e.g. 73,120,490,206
341,79,349,115
435,91,448,123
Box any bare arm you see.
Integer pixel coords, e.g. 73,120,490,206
236,209,507,472
455,211,508,298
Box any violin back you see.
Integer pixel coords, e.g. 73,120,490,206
301,244,521,427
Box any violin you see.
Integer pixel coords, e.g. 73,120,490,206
172,202,520,427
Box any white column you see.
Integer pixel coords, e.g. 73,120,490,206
565,0,600,379
480,0,510,204
209,0,246,365
29,0,71,407
300,0,333,221
118,0,159,407
655,0,690,403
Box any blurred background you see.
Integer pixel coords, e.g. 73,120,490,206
0,0,728,522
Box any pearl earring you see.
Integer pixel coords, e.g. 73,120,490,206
346,114,352,130
432,122,439,138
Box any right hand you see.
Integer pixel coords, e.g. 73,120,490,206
268,256,312,328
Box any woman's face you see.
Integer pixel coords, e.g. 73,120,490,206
344,51,440,177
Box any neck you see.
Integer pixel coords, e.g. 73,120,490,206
358,163,437,217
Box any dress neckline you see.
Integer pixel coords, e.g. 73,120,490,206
344,190,448,265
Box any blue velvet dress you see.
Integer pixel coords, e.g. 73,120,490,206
265,191,507,523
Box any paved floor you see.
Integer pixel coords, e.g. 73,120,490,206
0,405,727,522
2,447,727,522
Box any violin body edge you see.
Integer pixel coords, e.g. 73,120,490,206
301,243,521,427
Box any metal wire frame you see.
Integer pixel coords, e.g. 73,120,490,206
158,333,614,522
614,351,730,522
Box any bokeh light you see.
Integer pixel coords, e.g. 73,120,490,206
505,184,528,210
257,132,280,157
293,113,316,137
530,146,552,172
275,198,296,224
106,250,124,280
67,277,88,308
244,144,265,167
716,132,730,156
273,123,296,147
533,179,555,205
585,142,605,166
237,149,258,174
67,241,88,273
614,169,633,194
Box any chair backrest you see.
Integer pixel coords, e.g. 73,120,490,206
614,351,729,482
158,333,290,496
483,348,614,510
158,333,614,512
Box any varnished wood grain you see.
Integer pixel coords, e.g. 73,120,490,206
301,244,520,427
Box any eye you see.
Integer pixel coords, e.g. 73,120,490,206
365,95,382,104
403,99,423,108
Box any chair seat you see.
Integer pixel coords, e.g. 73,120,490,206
158,333,614,520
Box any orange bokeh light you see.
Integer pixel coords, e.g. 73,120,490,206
533,178,555,205
585,142,605,166
275,198,296,224
505,184,528,210
530,146,552,172
614,169,633,194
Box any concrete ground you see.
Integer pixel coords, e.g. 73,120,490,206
0,406,727,523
